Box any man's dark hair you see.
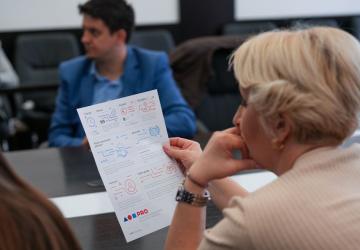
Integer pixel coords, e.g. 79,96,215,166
79,0,135,42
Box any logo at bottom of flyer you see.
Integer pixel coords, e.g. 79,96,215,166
124,209,149,222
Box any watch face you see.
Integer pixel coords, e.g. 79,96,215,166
175,184,209,207
176,189,194,204
175,190,182,201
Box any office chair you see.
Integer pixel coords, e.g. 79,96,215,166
15,32,80,145
171,36,246,146
223,21,277,37
129,29,175,53
195,48,241,131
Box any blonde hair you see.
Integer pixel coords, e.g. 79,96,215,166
232,27,360,144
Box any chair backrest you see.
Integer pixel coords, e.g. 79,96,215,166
171,36,245,132
352,17,360,40
223,21,277,37
291,18,339,28
15,33,80,84
129,29,175,53
15,33,80,110
195,48,241,131
14,33,80,146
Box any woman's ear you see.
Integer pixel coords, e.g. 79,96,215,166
271,113,291,147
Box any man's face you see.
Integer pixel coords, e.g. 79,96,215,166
81,14,124,60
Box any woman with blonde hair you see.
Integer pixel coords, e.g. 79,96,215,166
0,152,80,249
164,27,360,250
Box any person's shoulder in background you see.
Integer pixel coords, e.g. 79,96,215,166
59,55,92,80
128,45,169,70
0,45,19,88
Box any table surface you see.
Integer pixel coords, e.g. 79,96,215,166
4,146,223,250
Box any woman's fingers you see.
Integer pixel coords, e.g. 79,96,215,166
223,127,239,135
169,137,195,148
208,131,245,152
169,137,184,147
163,144,183,159
207,131,250,160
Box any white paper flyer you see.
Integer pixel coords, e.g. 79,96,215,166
77,90,183,242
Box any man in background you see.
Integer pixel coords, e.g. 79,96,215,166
48,0,196,147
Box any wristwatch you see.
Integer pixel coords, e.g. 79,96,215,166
175,182,210,207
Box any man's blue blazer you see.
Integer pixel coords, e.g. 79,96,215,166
48,46,196,147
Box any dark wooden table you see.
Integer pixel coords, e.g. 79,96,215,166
4,146,223,250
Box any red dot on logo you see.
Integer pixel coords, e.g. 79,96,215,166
128,215,132,220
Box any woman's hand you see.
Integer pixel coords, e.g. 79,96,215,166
163,137,202,171
189,128,256,187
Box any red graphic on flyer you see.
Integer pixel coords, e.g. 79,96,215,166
139,100,156,113
125,179,137,194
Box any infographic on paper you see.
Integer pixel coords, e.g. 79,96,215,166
77,90,183,242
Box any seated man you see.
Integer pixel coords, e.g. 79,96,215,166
48,0,196,147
